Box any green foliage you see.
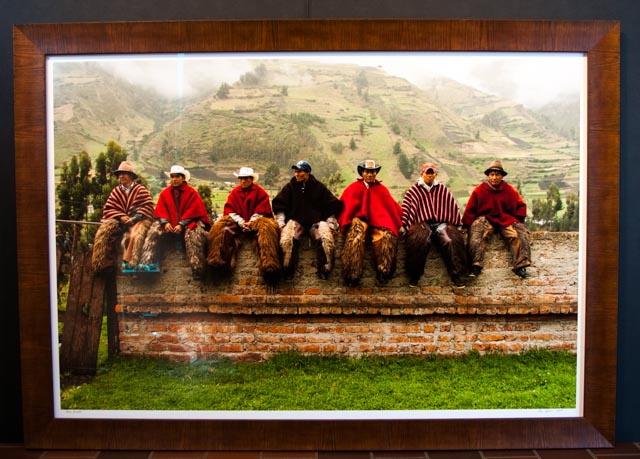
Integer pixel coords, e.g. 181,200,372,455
280,86,288,96
323,170,345,196
240,64,267,87
216,82,231,99
529,183,578,231
349,137,357,151
330,142,345,155
263,163,280,187
392,140,402,155
557,192,579,231
391,124,401,135
60,350,576,411
197,184,215,220
57,151,93,222
397,152,412,179
290,112,325,128
354,69,368,92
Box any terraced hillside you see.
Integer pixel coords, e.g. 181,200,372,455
52,58,580,210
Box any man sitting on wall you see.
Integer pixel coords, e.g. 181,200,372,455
401,162,467,288
91,161,155,274
207,166,281,284
138,165,211,279
338,159,403,286
272,160,343,280
462,159,531,279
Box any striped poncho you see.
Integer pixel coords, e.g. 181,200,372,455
102,183,154,222
401,180,462,229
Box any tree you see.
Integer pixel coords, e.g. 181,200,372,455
90,141,128,220
324,171,345,196
255,63,267,79
393,140,402,155
558,192,579,231
529,182,575,231
331,142,345,155
281,86,288,96
354,69,368,93
57,151,93,223
359,122,365,136
349,137,357,151
397,152,412,179
263,163,280,187
216,82,231,99
197,184,215,221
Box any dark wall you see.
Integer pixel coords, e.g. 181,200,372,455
2,0,638,443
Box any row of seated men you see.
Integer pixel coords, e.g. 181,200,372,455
92,158,531,288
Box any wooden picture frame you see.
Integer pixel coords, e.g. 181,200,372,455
14,19,619,451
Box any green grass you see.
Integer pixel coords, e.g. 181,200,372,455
60,350,576,411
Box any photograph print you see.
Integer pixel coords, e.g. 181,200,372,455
49,51,586,420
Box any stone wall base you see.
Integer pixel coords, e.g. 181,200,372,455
117,313,577,362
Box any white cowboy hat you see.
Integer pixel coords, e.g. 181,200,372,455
168,165,191,182
233,166,259,182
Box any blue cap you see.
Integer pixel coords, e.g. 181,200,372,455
292,160,312,173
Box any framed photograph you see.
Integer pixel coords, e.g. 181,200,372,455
14,19,619,451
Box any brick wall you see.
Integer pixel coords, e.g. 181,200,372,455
116,231,579,361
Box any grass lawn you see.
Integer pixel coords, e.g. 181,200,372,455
60,350,576,411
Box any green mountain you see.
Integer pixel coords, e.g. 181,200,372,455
52,59,580,206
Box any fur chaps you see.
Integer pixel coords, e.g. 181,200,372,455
280,219,297,270
372,228,398,281
248,216,282,282
185,221,208,279
342,217,367,285
206,215,239,271
316,220,335,274
138,220,164,266
91,218,122,273
122,219,153,267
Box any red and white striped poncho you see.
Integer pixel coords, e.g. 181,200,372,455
102,183,155,222
401,180,462,229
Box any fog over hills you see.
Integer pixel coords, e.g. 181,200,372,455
51,57,581,205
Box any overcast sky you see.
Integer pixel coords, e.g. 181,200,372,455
52,52,585,109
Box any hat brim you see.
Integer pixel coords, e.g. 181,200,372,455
166,171,191,182
357,166,382,176
484,168,507,176
234,172,259,183
114,170,138,179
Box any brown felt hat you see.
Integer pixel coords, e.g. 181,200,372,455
113,161,138,179
484,160,508,176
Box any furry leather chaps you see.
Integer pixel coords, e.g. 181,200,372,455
139,220,164,266
372,228,398,280
206,215,239,271
91,218,123,273
184,221,208,279
342,217,367,285
247,216,282,282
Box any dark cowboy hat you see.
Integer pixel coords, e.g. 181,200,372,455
357,159,382,177
113,161,138,179
484,159,508,176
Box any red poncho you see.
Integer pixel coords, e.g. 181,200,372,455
102,183,154,221
154,183,210,230
338,179,403,236
224,184,273,221
462,180,527,228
